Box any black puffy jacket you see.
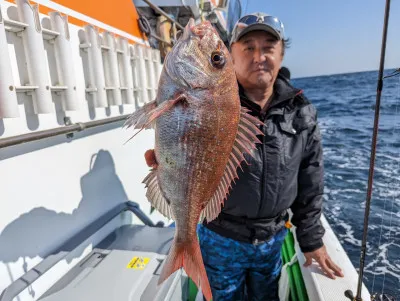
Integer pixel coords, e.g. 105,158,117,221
203,73,326,253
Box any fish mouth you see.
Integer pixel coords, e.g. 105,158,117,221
181,18,196,40
187,18,195,31
183,18,212,40
164,19,213,90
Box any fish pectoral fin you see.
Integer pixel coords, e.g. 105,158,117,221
142,170,173,219
200,107,264,223
124,100,157,130
146,94,188,123
124,94,188,142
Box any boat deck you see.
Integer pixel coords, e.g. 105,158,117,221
0,202,371,301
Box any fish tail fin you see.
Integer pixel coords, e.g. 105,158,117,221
158,239,212,301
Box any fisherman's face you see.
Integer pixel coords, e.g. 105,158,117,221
230,31,283,91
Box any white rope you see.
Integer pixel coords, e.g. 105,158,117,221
278,253,298,301
284,253,299,268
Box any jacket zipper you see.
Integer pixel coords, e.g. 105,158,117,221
258,114,266,217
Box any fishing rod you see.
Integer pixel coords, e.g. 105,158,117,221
344,0,396,300
383,67,400,79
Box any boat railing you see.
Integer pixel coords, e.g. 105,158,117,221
0,0,162,143
0,114,130,148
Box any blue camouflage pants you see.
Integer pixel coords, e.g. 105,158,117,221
198,225,287,301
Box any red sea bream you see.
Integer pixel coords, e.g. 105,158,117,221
125,19,263,300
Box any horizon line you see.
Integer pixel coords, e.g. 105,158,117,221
291,66,399,80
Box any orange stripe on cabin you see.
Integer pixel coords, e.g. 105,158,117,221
50,0,143,37
5,0,147,43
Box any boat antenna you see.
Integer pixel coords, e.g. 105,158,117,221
344,0,394,300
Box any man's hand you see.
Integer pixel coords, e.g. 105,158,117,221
303,245,344,279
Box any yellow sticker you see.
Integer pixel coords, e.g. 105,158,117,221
126,257,150,270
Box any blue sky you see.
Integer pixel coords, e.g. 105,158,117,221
237,0,400,78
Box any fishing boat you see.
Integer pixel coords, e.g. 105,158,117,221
0,0,388,300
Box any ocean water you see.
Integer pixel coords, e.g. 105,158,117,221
292,69,400,298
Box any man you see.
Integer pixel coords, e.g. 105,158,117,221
198,12,344,300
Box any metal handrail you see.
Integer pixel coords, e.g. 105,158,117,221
0,114,130,148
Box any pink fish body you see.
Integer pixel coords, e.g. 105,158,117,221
125,19,263,301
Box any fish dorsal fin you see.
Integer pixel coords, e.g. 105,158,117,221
200,107,263,223
142,170,173,220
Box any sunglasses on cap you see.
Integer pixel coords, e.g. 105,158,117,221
230,14,285,45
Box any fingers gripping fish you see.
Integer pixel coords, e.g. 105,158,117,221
124,18,263,301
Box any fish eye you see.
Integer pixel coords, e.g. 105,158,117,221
211,51,225,68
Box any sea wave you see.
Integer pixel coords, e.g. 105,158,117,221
293,69,400,297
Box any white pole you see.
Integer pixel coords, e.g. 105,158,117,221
145,47,156,101
103,31,122,106
49,12,79,111
134,44,149,106
0,2,19,118
152,49,162,98
83,24,108,108
16,0,53,114
118,37,135,104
